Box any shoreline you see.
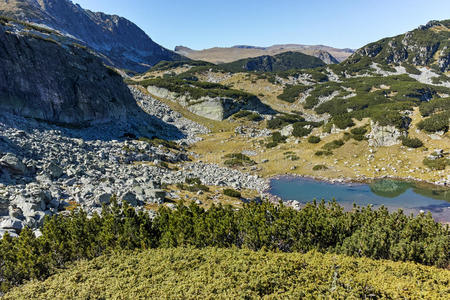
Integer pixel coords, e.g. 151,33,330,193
261,173,450,225
263,173,450,194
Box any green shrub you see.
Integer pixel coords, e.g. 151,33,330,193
138,77,256,102
277,84,310,103
401,137,423,148
0,200,448,294
423,157,449,170
271,131,287,143
267,114,305,129
402,63,421,75
417,111,450,133
315,150,333,156
308,136,321,144
233,110,262,121
352,134,366,141
223,153,256,167
292,123,312,137
265,141,279,148
223,189,241,198
350,127,368,135
312,164,328,171
333,115,355,129
323,139,345,151
7,248,450,299
419,98,450,117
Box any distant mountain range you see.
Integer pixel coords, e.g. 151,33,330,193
0,0,185,72
175,44,354,64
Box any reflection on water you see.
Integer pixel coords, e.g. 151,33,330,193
369,180,411,198
269,177,450,223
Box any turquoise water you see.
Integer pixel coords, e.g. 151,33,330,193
269,177,450,222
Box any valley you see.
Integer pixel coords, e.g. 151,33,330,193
0,1,449,298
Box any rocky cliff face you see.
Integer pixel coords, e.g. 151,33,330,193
348,20,450,72
0,20,140,126
0,0,185,72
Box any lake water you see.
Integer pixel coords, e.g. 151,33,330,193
269,177,450,223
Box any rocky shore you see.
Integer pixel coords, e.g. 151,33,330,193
0,99,267,237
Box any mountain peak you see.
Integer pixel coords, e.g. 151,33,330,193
0,0,185,72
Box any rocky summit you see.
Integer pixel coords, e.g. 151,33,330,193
0,0,185,72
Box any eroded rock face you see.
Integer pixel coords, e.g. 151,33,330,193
368,121,407,147
0,23,140,126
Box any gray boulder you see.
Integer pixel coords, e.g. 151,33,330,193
0,217,24,231
0,153,26,175
122,191,138,207
46,162,64,179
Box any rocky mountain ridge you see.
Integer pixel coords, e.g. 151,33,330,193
0,0,185,72
346,20,450,72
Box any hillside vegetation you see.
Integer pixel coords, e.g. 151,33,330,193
0,200,448,293
220,51,326,72
346,20,450,72
5,247,450,299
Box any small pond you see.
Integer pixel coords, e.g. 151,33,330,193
269,177,450,223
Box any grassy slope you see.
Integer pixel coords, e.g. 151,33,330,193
5,247,449,299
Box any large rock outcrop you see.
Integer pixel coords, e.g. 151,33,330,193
0,21,140,126
147,86,272,121
0,0,185,72
367,121,407,147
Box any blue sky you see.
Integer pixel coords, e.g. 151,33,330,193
73,0,450,50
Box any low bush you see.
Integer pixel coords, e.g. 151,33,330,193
350,127,368,135
265,141,279,148
308,136,321,144
323,139,345,151
277,84,310,103
401,137,423,148
6,248,450,299
267,114,305,129
223,189,241,198
312,164,328,171
292,123,312,137
223,153,256,167
419,98,450,117
402,63,421,75
333,115,355,129
0,200,448,294
315,150,333,156
423,157,449,170
271,131,287,143
417,111,450,133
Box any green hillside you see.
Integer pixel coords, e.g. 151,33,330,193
343,19,450,72
4,247,450,299
220,51,326,72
